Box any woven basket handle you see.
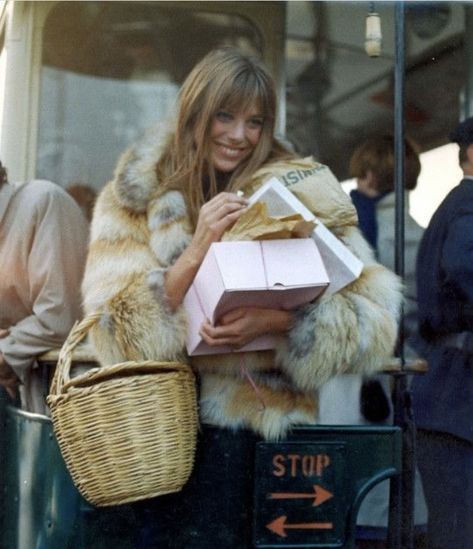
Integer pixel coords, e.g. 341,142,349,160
61,360,193,392
50,312,102,396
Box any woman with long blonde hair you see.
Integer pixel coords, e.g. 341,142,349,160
82,47,402,546
156,48,292,222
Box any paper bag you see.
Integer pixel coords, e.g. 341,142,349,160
246,156,359,229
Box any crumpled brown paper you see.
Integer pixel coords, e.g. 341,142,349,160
245,157,358,228
222,202,316,242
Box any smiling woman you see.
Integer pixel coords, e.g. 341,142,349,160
82,48,295,354
82,43,402,443
81,47,402,547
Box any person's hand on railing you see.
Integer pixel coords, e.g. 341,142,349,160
0,330,21,399
0,328,21,399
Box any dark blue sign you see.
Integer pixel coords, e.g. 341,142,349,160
254,441,347,547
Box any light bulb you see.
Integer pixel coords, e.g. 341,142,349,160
365,12,382,57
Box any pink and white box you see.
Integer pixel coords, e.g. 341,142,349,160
183,238,329,356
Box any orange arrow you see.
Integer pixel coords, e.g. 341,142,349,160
268,484,333,506
266,515,333,538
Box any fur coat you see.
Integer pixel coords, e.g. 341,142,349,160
82,128,402,440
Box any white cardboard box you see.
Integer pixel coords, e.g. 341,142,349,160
183,238,329,356
248,177,363,294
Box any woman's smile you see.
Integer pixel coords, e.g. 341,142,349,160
215,143,247,159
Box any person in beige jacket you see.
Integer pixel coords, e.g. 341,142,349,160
0,161,89,412
82,48,403,441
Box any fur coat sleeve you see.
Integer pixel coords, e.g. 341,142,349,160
244,158,402,391
82,134,402,440
81,127,191,365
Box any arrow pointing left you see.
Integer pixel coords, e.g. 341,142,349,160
266,515,333,538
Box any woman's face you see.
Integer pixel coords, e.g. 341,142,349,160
207,105,264,173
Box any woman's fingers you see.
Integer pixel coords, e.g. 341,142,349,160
210,206,246,235
199,319,244,348
202,202,246,231
206,191,247,208
200,318,239,339
218,308,246,325
194,192,248,247
199,310,262,348
202,192,248,216
199,308,293,349
201,195,248,226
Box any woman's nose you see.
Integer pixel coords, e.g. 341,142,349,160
228,120,246,141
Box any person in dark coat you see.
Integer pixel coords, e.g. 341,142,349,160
412,116,473,549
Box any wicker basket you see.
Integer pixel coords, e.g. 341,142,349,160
47,312,198,507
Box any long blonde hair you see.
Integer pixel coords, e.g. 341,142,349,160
156,47,293,226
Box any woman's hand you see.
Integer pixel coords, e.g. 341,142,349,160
164,192,248,311
189,192,248,261
199,307,294,349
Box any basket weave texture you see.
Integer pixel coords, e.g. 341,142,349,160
47,312,198,507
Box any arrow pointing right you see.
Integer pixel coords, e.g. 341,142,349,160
266,515,334,538
269,484,333,506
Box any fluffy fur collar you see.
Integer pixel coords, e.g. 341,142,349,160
112,124,172,213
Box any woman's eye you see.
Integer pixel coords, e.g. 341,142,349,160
248,118,264,129
216,111,233,122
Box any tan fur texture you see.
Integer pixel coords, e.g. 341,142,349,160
200,373,318,440
82,131,402,440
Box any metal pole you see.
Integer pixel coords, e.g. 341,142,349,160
387,3,415,549
465,4,473,118
393,8,405,287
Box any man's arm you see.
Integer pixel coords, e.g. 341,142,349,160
0,185,89,375
442,209,473,303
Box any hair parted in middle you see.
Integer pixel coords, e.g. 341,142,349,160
156,47,293,226
349,134,421,193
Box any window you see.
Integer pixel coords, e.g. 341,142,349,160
284,2,468,181
37,1,262,192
